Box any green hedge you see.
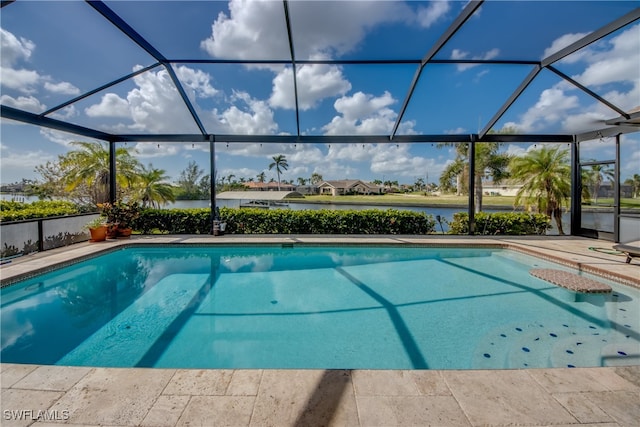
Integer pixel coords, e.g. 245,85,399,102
0,200,83,222
133,207,436,235
448,212,550,235
133,208,211,234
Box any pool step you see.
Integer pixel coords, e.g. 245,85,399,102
529,269,612,293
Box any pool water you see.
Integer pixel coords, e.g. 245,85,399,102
1,246,638,369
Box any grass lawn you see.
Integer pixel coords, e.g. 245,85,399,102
297,193,518,207
297,194,640,210
584,198,640,209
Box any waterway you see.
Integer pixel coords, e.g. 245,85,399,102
4,194,617,235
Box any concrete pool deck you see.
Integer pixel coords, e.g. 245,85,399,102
1,235,639,426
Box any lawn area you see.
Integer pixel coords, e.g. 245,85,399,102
297,194,640,210
584,198,640,209
298,193,517,207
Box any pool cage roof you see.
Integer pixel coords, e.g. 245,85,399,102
1,0,639,146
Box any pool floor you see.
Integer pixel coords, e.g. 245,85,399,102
2,244,638,369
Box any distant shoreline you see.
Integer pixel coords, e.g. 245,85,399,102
285,198,521,210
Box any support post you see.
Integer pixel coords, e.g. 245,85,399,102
210,136,217,235
109,141,117,203
570,140,581,236
468,137,476,235
614,134,620,242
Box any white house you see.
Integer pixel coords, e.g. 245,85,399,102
317,180,383,196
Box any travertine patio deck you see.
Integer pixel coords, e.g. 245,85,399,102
1,235,639,426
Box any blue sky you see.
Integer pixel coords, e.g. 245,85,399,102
1,0,639,186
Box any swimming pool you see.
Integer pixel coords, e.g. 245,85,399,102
1,245,638,369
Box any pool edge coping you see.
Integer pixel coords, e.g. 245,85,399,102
1,235,638,289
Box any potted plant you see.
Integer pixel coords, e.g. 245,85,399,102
98,201,140,238
213,206,227,236
86,216,108,242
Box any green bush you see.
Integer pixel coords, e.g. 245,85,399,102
0,200,83,222
133,208,211,234
448,212,550,235
133,207,435,235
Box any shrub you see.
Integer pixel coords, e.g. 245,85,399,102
0,200,82,222
448,212,550,235
133,207,436,235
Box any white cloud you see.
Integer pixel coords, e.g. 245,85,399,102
49,105,78,121
0,95,46,114
39,128,84,147
445,127,467,135
320,143,440,181
323,91,416,136
543,32,588,61
269,62,351,110
574,25,640,88
416,1,450,28
200,0,289,60
0,67,41,93
503,88,579,133
370,144,435,178
220,91,278,135
0,28,34,67
0,29,79,98
508,24,640,133
133,142,180,159
451,48,500,72
127,67,203,133
201,0,412,60
174,65,219,98
85,93,130,118
0,144,55,183
43,81,80,95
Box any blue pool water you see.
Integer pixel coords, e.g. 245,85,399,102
1,246,638,369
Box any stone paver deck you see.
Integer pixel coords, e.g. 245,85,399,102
1,235,639,426
1,364,639,426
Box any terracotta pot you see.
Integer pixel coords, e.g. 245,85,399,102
89,225,108,242
106,223,118,239
117,227,132,238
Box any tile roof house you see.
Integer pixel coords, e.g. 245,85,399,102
317,180,383,196
244,182,296,191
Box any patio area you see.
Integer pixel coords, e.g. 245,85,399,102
1,235,639,426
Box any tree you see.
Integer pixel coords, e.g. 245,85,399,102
135,164,175,208
509,146,571,235
438,130,513,211
297,177,307,186
310,173,323,185
268,154,289,190
31,141,141,205
624,174,640,198
256,172,266,183
586,163,614,204
439,159,466,195
175,161,205,200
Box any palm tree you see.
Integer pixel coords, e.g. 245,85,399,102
61,141,140,204
135,164,175,208
268,154,289,190
624,174,640,198
310,173,323,185
586,163,614,204
509,146,571,235
438,130,513,211
256,172,266,183
439,158,466,195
